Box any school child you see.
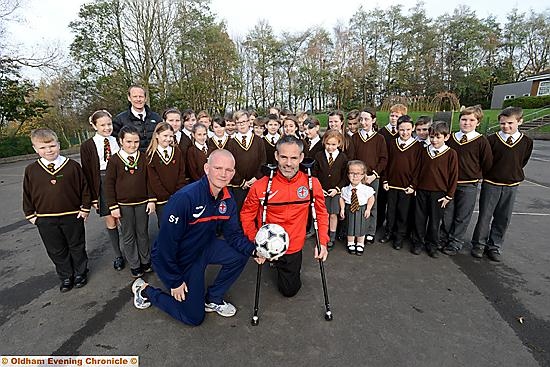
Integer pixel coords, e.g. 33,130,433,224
24,128,91,292
304,117,324,159
197,110,214,138
163,108,183,146
225,110,267,212
146,122,186,227
253,117,267,137
381,115,422,250
224,111,237,137
80,110,125,271
297,111,309,139
346,110,360,136
282,115,301,140
339,160,376,255
377,104,407,230
314,130,348,250
411,122,458,258
264,114,281,165
414,116,432,147
328,110,354,158
186,123,211,182
208,116,229,150
470,106,533,262
179,108,196,154
104,125,156,277
350,107,388,243
439,106,493,256
248,109,259,125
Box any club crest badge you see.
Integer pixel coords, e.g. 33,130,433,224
297,186,308,199
219,201,227,214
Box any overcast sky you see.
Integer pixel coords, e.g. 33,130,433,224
4,0,548,78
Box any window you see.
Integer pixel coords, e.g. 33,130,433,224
537,81,550,96
504,95,515,100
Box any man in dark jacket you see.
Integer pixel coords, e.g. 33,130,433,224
112,85,162,152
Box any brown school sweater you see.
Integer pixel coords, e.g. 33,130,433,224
383,140,422,189
104,152,155,210
378,125,399,147
304,137,324,159
484,133,533,186
351,132,388,178
147,146,186,204
264,136,278,165
178,132,193,155
417,147,459,199
23,158,91,220
208,136,229,151
186,145,210,182
314,151,348,192
79,138,101,205
226,134,267,187
447,133,493,183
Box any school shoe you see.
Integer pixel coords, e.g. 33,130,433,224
411,244,422,255
59,278,73,293
113,257,125,271
379,233,392,243
426,246,439,259
74,274,87,288
132,278,151,309
392,241,402,250
471,246,485,259
355,244,365,256
205,300,237,317
347,243,356,255
141,263,153,273
306,229,316,238
130,267,144,278
327,241,335,252
442,246,458,256
486,250,502,262
366,235,375,244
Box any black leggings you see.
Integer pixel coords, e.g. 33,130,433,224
275,250,302,297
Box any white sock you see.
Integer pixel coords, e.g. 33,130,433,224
347,242,355,248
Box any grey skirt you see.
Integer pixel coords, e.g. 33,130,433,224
325,194,341,215
345,204,368,237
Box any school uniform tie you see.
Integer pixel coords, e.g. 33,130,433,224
271,137,276,145
241,136,247,147
47,163,55,173
460,135,468,144
433,150,439,156
104,138,111,161
202,146,208,155
328,152,334,167
218,139,223,147
400,143,406,149
350,188,359,213
506,136,513,145
128,156,135,165
163,149,169,160
391,126,396,134
138,113,144,121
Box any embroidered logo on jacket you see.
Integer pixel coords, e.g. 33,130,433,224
219,201,227,214
297,186,308,199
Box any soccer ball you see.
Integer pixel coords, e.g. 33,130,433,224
255,223,289,260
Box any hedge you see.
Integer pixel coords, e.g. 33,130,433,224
503,95,550,109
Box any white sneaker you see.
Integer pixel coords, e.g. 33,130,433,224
204,300,237,317
132,278,151,309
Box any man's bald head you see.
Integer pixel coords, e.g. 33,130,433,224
204,149,236,195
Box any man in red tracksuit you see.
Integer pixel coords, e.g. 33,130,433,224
241,135,329,297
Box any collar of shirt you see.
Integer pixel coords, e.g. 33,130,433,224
236,131,253,142
498,130,521,143
131,107,146,120
397,137,415,147
456,130,481,141
386,123,396,131
309,135,320,148
416,136,430,145
174,130,182,143
40,155,66,170
347,130,354,136
157,145,173,157
429,144,448,157
119,149,137,162
194,141,207,150
182,129,193,139
360,129,374,139
325,149,339,160
266,133,280,141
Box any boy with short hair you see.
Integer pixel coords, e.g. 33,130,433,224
470,106,533,262
414,116,432,147
441,106,493,256
264,114,281,165
412,122,458,258
253,116,266,137
381,115,422,250
23,128,91,292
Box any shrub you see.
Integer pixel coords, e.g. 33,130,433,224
503,95,550,109
0,136,34,158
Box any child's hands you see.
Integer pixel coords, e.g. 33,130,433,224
93,203,99,210
323,190,329,197
327,189,337,197
438,197,451,208
111,209,121,219
364,210,371,219
146,202,156,214
339,210,345,220
404,187,415,194
29,217,36,225
77,211,89,222
365,174,376,184
383,182,389,191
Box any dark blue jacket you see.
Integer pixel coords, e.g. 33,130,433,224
112,104,161,152
151,175,255,289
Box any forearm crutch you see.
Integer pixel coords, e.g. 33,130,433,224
251,163,277,326
300,158,333,321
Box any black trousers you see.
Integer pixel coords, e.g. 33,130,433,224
386,189,413,242
376,184,388,230
274,250,303,297
36,215,88,280
413,190,445,250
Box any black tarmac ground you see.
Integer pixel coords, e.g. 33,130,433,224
0,141,549,367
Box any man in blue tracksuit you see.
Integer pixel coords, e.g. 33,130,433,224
131,149,261,326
